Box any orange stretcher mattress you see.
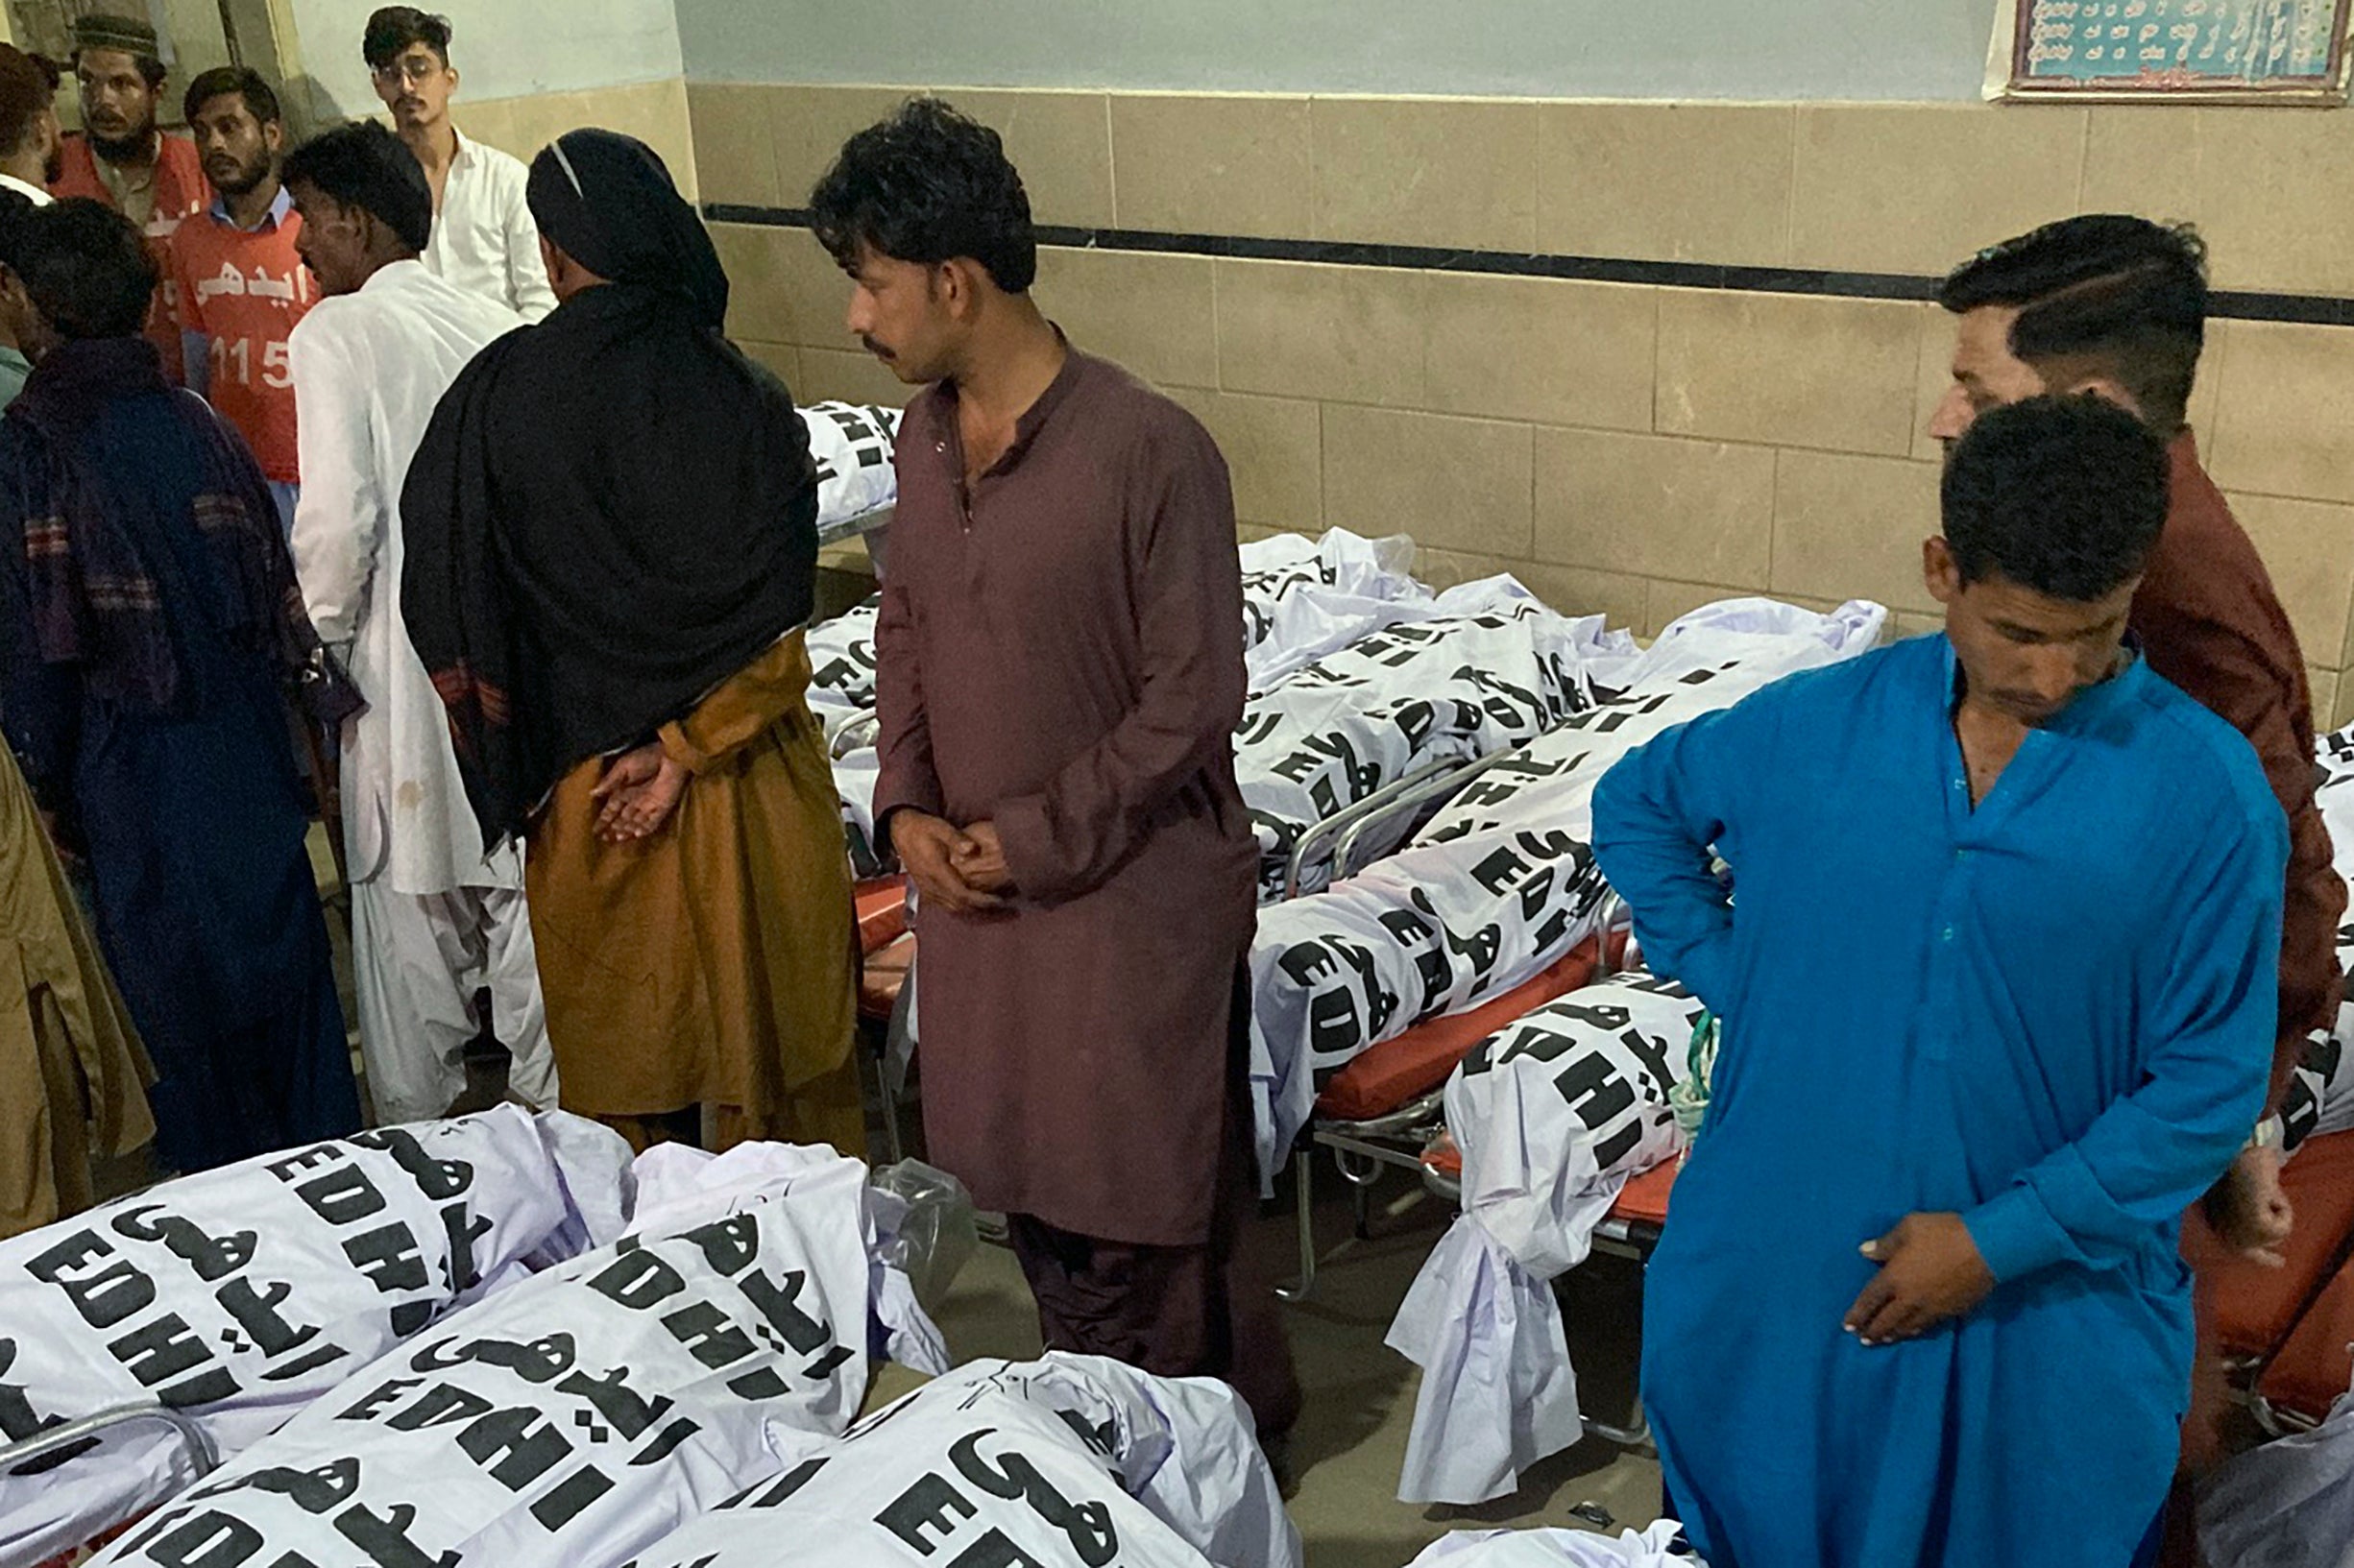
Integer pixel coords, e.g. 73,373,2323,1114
1611,1158,1677,1233
859,932,914,1023
854,875,910,954
1313,935,1606,1123
1419,1132,1680,1237
2257,1258,2354,1421
2198,1129,2354,1359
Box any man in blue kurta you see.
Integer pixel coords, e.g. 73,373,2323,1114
1593,395,2284,1568
0,199,360,1173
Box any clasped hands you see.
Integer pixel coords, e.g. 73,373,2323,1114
593,742,691,844
892,810,1014,913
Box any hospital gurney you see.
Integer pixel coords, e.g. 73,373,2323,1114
1246,600,1889,1196
1270,855,1636,1307
1236,579,1626,901
1372,937,1694,1504
1403,954,1689,1436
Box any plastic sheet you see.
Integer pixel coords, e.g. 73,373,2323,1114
870,1160,978,1315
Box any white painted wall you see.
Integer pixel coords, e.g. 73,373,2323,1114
674,0,2004,102
290,0,684,119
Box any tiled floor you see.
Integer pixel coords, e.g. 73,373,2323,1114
871,1170,1663,1568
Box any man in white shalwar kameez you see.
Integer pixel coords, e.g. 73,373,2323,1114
282,121,553,1122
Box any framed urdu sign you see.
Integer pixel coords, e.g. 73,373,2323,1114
1988,0,2354,102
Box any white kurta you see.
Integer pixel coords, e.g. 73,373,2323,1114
420,128,559,321
292,262,555,1122
291,258,522,898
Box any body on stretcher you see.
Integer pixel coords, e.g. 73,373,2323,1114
2202,723,2354,1434
1419,1145,1676,1279
1266,721,1646,1306
1248,599,1889,1196
1277,925,1627,1305
1415,1129,1674,1455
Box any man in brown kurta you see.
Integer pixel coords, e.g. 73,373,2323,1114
813,98,1300,1439
1931,214,2343,1555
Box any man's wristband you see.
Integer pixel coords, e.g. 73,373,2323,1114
2247,1114,2284,1152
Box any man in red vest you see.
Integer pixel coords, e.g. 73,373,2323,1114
51,13,203,382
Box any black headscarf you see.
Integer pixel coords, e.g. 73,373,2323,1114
400,128,816,844
526,129,730,330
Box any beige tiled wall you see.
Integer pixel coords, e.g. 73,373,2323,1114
442,78,698,200
696,82,2354,728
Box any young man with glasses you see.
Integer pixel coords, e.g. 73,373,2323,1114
361,7,552,320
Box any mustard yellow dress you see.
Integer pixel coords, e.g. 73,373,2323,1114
523,633,862,1157
0,745,154,1238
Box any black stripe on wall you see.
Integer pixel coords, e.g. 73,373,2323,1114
704,203,2354,328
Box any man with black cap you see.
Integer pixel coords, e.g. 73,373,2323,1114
401,129,860,1157
52,14,203,383
279,120,554,1129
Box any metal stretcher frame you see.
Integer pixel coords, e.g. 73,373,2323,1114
0,1402,219,1556
852,875,914,1166
1274,752,1521,1303
1280,753,1511,902
816,501,894,550
1270,734,1626,1306
833,712,881,760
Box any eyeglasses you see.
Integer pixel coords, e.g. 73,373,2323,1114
371,57,444,86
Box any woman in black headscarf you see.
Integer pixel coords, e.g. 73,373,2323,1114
400,129,860,1156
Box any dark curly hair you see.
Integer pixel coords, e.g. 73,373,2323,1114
807,97,1035,294
1939,214,2207,434
14,198,156,340
363,7,451,70
283,121,432,254
182,65,280,128
1941,394,2170,603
